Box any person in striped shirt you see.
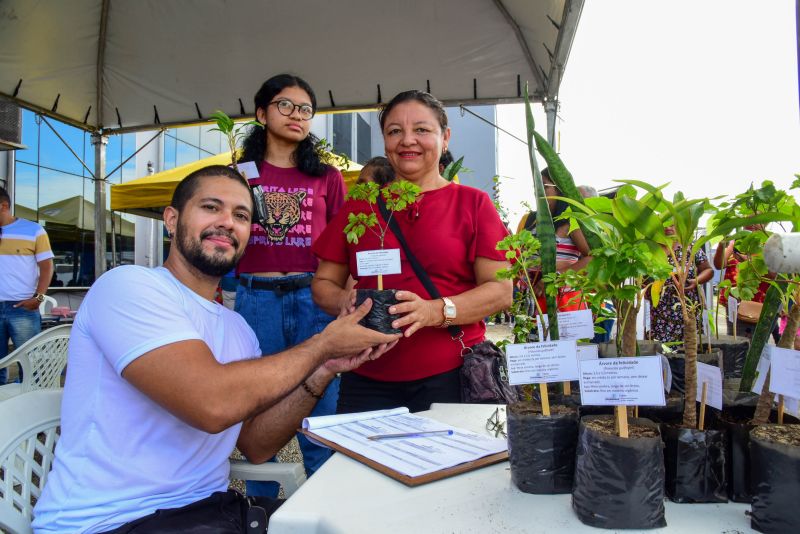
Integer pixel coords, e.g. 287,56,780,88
0,185,54,384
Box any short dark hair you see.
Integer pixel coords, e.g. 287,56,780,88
171,165,253,213
359,156,396,187
379,90,448,131
0,186,9,207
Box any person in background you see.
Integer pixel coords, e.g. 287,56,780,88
235,74,346,497
312,90,512,414
356,156,396,186
516,169,593,313
649,226,714,344
219,269,238,310
0,185,54,384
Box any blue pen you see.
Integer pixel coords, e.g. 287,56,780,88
367,429,454,441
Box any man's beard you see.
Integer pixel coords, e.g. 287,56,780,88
175,222,243,277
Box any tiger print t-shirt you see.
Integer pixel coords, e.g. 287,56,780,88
237,160,345,274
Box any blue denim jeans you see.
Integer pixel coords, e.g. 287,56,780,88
0,301,41,384
235,274,338,498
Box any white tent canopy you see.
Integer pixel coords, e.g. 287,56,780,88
0,0,584,276
1,0,583,133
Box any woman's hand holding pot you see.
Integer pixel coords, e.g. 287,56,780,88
388,290,445,337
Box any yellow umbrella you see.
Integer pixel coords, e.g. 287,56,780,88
111,151,362,219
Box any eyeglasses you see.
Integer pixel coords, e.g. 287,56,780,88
485,407,507,438
270,99,314,120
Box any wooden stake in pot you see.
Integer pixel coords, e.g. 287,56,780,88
777,394,785,424
615,405,629,438
698,381,708,430
540,383,551,416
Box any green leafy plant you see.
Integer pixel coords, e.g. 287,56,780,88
342,180,420,290
442,156,467,182
209,110,262,176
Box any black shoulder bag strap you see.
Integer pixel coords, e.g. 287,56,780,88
377,196,470,354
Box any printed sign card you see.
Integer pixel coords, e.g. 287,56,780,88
661,354,672,393
538,309,595,341
696,362,723,410
579,356,666,406
727,296,738,324
577,343,599,361
236,161,260,180
752,346,772,394
768,346,800,400
356,249,402,277
505,340,579,386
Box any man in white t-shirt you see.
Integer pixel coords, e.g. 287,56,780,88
32,165,399,533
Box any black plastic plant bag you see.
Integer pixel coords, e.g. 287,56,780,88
507,405,578,494
750,428,800,533
662,425,727,503
709,337,749,379
638,394,684,425
572,416,666,529
666,350,722,395
355,289,401,335
710,406,756,502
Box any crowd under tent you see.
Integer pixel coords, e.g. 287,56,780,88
0,0,585,278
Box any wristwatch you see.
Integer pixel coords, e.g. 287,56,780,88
33,293,45,303
439,297,457,328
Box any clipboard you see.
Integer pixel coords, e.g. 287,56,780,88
299,428,509,487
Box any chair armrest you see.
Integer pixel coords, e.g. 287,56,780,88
229,459,307,497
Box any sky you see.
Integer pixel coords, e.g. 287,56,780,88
495,0,800,228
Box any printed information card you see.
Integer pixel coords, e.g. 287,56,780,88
579,356,666,406
577,343,599,361
356,249,402,277
696,362,723,410
768,346,800,399
505,340,579,386
538,309,595,341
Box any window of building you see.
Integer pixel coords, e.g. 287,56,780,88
332,114,353,160
356,115,371,164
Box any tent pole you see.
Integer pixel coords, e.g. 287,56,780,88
544,99,558,147
92,133,108,279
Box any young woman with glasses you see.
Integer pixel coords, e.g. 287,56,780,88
235,74,346,498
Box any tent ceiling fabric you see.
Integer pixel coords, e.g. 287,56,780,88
0,0,583,134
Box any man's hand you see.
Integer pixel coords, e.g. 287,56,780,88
14,298,40,311
323,340,399,374
317,298,401,359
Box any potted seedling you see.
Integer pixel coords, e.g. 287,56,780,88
343,180,420,334
495,87,579,495
553,181,672,528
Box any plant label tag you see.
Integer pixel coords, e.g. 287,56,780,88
661,354,672,393
578,356,666,406
696,362,723,410
356,249,402,277
768,346,800,399
505,340,579,385
727,297,738,324
751,346,772,394
539,309,595,340
577,343,599,361
775,394,800,417
236,161,260,180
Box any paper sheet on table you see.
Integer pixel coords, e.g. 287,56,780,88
303,407,408,430
301,409,507,478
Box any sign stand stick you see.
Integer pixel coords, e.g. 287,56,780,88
540,383,551,416
377,274,383,291
777,394,785,424
698,381,708,430
563,381,571,396
633,406,639,418
614,406,628,438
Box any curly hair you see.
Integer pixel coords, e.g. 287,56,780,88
239,74,328,177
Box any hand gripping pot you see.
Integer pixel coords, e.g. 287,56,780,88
572,416,666,529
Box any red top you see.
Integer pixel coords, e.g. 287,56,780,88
313,183,509,381
237,161,345,273
720,254,768,305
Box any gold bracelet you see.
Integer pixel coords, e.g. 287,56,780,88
301,380,323,400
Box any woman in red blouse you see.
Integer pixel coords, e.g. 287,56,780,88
312,91,513,413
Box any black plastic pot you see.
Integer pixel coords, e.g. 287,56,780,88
662,425,727,503
572,415,666,529
507,402,578,494
707,336,750,379
638,394,684,425
750,425,800,533
666,349,723,395
355,289,402,335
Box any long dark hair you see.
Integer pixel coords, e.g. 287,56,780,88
239,74,328,177
378,90,448,131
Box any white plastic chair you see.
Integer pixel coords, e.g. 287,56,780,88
37,295,58,316
0,389,62,534
229,458,307,498
0,325,71,401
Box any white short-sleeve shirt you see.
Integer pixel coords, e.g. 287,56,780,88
33,266,260,533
